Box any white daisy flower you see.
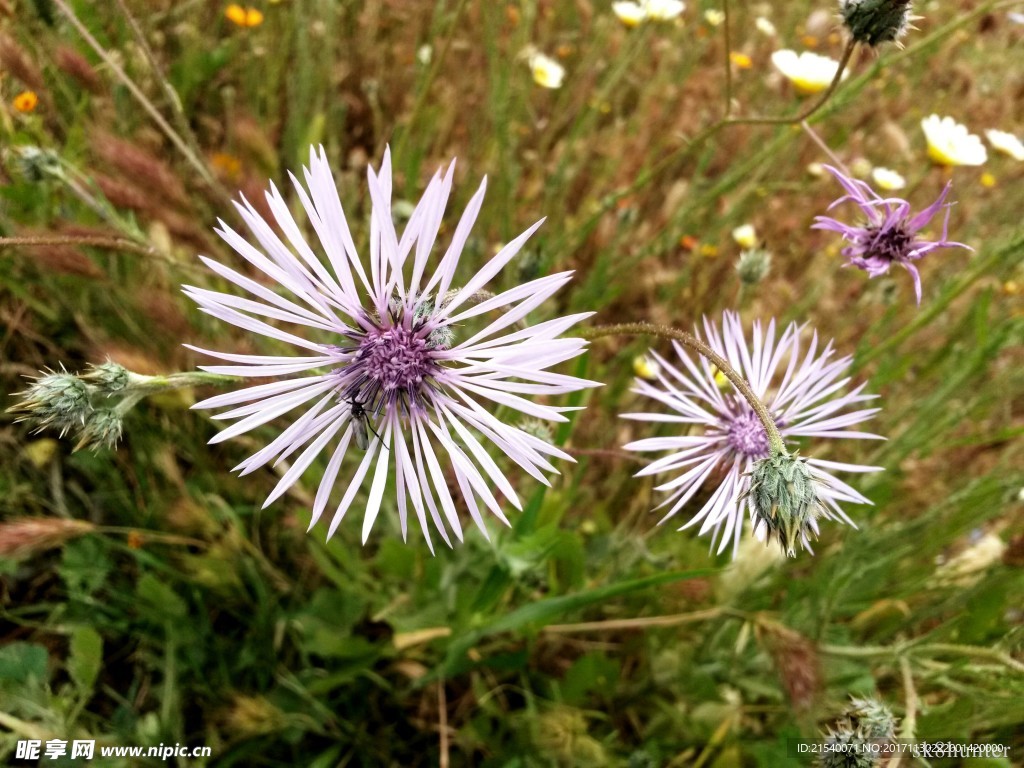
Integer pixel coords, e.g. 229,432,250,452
870,167,906,191
920,115,987,166
770,50,848,95
984,129,1024,162
528,51,565,89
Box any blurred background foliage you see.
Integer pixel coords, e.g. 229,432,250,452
1,0,1022,765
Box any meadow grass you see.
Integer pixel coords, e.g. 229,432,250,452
1,1,1022,766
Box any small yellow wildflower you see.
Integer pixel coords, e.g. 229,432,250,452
711,366,729,389
704,9,725,26
700,243,719,258
870,167,906,191
980,172,996,188
633,355,660,380
211,152,243,182
225,4,264,27
984,129,1024,162
528,52,565,89
1003,280,1020,295
770,50,847,95
729,52,752,69
920,114,987,167
731,224,757,249
13,90,38,113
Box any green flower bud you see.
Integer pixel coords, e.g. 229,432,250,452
840,0,914,47
736,248,772,286
749,451,821,557
846,697,896,741
9,370,95,436
82,361,131,393
75,409,124,451
819,727,877,768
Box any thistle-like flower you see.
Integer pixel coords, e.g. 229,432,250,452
622,312,882,557
185,147,598,548
813,165,970,304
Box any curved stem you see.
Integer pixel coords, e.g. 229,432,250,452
580,322,786,455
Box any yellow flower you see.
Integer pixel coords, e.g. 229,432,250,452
870,167,906,191
770,50,847,94
920,115,987,166
225,4,264,27
529,52,565,89
729,52,752,69
704,9,725,26
632,355,660,380
984,129,1024,162
980,172,996,189
13,90,38,113
731,224,756,249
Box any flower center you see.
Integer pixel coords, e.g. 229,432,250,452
725,408,771,458
336,315,444,414
864,223,913,263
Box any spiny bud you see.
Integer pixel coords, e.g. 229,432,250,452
749,451,821,557
81,361,132,393
9,370,94,435
819,727,876,768
840,0,915,47
846,697,896,741
74,408,124,451
519,418,554,443
427,324,454,350
736,248,772,286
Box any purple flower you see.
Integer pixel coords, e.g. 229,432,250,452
622,312,882,557
812,164,970,304
184,147,598,548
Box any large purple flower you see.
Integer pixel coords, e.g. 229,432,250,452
813,165,970,303
184,147,598,548
622,312,882,557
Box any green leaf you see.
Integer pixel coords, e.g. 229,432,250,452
135,572,188,621
0,642,49,685
430,568,717,682
68,626,103,695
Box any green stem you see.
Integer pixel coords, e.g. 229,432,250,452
579,322,786,455
721,0,733,118
128,371,239,394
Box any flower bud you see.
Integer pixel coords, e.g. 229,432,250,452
846,697,896,741
736,248,772,286
75,408,124,451
840,0,914,47
10,370,94,435
82,361,131,393
749,452,820,557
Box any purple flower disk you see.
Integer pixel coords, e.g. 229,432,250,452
622,312,883,557
184,147,600,548
813,164,970,304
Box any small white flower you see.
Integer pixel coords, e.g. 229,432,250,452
632,355,660,381
770,50,848,94
612,0,685,25
920,115,987,166
984,129,1024,161
731,223,757,249
870,167,906,191
529,52,565,89
416,45,432,65
612,1,647,26
645,0,685,20
755,16,777,36
704,9,725,26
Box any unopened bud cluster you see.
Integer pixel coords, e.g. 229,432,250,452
8,362,140,451
840,0,914,47
749,451,822,557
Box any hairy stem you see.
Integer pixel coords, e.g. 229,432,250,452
580,322,786,455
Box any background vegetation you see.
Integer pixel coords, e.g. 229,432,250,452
1,0,1022,765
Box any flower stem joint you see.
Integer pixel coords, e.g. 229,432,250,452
748,450,822,557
